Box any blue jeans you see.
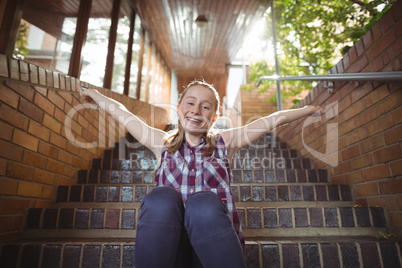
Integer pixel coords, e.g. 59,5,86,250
135,187,246,268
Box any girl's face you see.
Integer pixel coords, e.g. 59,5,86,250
178,85,218,136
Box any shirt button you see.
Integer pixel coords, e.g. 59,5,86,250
190,189,194,193
191,169,195,172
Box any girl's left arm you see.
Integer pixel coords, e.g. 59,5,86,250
221,105,324,159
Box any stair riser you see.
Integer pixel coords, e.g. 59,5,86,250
76,169,328,184
2,242,401,268
246,242,402,268
56,184,352,204
24,207,386,231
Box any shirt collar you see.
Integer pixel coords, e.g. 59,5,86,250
183,135,207,150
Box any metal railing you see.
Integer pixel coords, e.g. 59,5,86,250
257,71,402,93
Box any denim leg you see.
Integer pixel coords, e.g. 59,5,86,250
184,191,246,268
135,187,185,268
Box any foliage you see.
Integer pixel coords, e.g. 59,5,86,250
13,23,29,59
245,0,396,105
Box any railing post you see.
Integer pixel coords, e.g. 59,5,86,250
270,1,283,111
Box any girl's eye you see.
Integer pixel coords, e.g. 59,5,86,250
202,106,210,110
187,102,194,106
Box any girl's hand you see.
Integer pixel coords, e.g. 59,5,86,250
306,105,325,115
80,86,97,104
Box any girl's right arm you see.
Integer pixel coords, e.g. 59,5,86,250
80,88,165,155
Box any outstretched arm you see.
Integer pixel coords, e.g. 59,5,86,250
221,105,324,159
80,88,165,154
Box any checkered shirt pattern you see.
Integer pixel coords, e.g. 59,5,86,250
154,135,245,251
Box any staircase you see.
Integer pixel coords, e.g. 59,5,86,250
1,133,401,267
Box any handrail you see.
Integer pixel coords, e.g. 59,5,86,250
256,71,402,93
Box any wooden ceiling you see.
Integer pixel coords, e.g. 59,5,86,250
132,0,271,80
22,0,271,94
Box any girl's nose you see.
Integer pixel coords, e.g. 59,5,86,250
191,105,200,115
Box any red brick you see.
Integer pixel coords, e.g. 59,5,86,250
0,83,19,108
343,53,351,70
34,93,55,116
29,64,39,84
0,140,23,161
43,113,62,133
48,90,65,110
334,161,351,174
46,158,67,175
46,69,53,87
13,215,25,231
38,67,46,86
0,121,13,141
105,209,120,229
0,178,19,195
34,169,55,185
392,0,402,21
341,145,360,161
12,129,39,151
347,127,368,145
390,159,402,176
58,91,73,105
5,80,34,101
0,197,30,213
343,99,365,119
0,54,9,77
397,195,402,210
362,29,373,50
38,141,59,159
365,164,391,181
34,86,47,96
390,212,402,227
19,61,29,82
17,181,42,197
350,154,373,170
59,74,66,90
381,11,394,33
348,46,358,64
345,170,365,184
366,112,395,136
362,84,389,108
0,104,29,130
22,150,47,169
28,120,50,141
368,196,396,210
0,216,14,233
354,106,378,128
384,125,402,145
377,91,401,115
355,182,379,197
41,186,55,199
387,38,402,63
54,107,66,124
367,29,396,61
348,54,369,74
360,134,384,154
9,58,19,80
50,132,67,149
19,97,44,123
370,22,383,42
6,162,35,181
355,39,365,57
379,178,402,195
53,72,60,89
0,159,6,175
58,149,73,165
373,144,402,163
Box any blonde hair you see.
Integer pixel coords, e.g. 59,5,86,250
164,80,220,156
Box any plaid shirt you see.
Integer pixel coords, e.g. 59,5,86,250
155,135,245,251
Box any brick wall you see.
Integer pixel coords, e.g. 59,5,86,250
273,1,402,234
0,55,169,241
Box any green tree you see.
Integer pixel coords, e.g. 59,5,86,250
246,0,396,105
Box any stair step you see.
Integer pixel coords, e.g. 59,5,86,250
56,184,352,204
76,168,329,184
24,206,386,235
1,238,401,268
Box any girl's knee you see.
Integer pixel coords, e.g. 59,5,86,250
185,191,227,223
140,187,184,222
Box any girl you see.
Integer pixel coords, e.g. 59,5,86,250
80,80,323,268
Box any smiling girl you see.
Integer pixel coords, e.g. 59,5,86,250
80,80,323,268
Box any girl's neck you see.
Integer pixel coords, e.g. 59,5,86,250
185,132,205,147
